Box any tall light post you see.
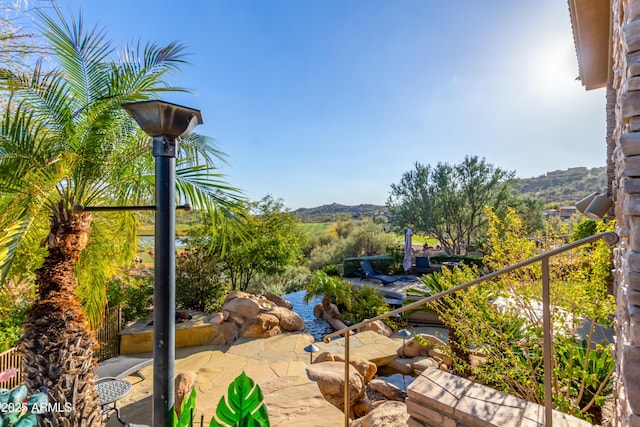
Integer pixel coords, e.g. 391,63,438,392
122,100,202,426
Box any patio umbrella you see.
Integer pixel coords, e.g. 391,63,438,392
403,228,413,275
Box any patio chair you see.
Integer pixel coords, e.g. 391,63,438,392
414,256,431,274
359,260,397,285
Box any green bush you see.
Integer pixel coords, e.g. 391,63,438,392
249,265,311,295
106,275,154,324
343,285,390,325
175,250,228,313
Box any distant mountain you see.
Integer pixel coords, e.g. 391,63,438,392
293,167,607,221
293,203,387,222
514,166,606,204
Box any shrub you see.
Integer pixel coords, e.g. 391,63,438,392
175,249,228,313
249,265,311,295
106,275,154,324
342,285,389,325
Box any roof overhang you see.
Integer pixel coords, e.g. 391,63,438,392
568,0,612,90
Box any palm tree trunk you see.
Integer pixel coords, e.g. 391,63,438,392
19,205,103,426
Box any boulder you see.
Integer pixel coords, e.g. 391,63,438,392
222,297,260,321
264,292,294,310
306,361,365,411
386,357,416,375
313,304,324,319
397,333,448,358
398,338,426,358
264,306,305,332
313,351,336,364
413,356,440,374
428,347,454,368
210,321,239,345
367,379,406,402
353,398,372,418
224,290,253,303
175,371,198,417
358,320,392,337
240,313,281,338
416,333,447,348
349,401,409,427
349,358,377,384
207,312,225,325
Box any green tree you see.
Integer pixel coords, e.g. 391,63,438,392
0,7,243,424
388,156,515,255
191,196,306,291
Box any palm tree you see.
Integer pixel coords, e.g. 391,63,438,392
0,7,244,425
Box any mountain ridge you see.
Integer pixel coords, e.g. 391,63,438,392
292,166,606,222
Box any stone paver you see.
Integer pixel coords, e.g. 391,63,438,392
315,330,400,366
106,332,343,427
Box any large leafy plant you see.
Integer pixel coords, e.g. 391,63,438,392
172,371,270,427
0,369,48,427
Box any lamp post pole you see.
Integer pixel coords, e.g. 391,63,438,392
122,100,203,427
153,135,177,426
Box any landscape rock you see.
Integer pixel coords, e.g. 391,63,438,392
348,357,377,383
239,313,280,338
358,320,392,337
313,351,337,364
224,290,252,303
222,297,260,321
349,401,409,427
306,361,365,411
353,398,373,418
398,338,425,358
367,379,406,402
413,356,440,374
386,356,416,375
313,304,324,319
210,321,238,345
264,306,305,332
175,371,198,417
264,292,294,310
207,312,225,325
428,347,454,367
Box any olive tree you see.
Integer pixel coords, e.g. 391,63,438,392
388,156,515,254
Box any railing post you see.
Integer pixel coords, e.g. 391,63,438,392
542,257,553,427
344,331,350,427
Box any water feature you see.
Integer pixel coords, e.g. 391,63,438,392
283,290,332,342
283,289,416,391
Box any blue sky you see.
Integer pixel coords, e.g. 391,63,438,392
58,0,605,209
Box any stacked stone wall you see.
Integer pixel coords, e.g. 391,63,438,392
613,1,640,426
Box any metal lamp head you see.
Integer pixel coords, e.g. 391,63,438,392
583,194,614,220
576,192,613,220
576,192,598,213
122,100,203,138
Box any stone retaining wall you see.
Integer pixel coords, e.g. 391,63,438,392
612,1,640,425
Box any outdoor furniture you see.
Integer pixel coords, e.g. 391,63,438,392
97,355,152,380
95,377,132,425
414,256,431,274
359,260,397,285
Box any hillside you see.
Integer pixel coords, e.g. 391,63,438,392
293,203,386,222
293,167,607,221
514,166,606,204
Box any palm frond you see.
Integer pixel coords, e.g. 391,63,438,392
35,6,113,108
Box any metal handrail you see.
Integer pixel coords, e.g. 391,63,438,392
323,231,619,427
